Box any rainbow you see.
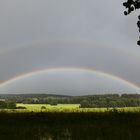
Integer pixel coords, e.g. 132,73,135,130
0,67,140,92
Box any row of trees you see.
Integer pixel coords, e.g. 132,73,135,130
1,94,140,108
0,101,16,109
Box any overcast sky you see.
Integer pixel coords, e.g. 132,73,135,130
0,0,140,94
1,69,140,95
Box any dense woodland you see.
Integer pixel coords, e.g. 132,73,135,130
0,94,140,108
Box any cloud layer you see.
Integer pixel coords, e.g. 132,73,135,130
0,69,139,95
0,0,140,94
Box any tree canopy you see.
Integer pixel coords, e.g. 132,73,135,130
123,0,140,45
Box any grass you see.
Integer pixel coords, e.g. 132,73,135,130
16,103,81,112
0,111,140,140
1,104,140,139
2,103,138,113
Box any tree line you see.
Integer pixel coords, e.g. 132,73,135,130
1,94,140,108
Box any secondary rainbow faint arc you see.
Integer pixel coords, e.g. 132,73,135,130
0,67,140,91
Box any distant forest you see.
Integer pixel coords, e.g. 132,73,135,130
1,94,140,108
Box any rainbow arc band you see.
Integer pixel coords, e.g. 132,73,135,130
0,67,140,91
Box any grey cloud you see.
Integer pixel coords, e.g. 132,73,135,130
0,0,134,50
0,0,140,95
0,44,140,87
0,69,139,95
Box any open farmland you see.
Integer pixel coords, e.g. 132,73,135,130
16,103,81,112
4,103,139,113
0,103,140,139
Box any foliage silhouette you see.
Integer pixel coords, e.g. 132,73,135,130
123,0,140,45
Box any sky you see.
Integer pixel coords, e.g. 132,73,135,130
0,0,140,95
1,69,140,95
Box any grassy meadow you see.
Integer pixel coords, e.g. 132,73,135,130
1,94,140,139
15,103,140,113
0,103,140,113
0,104,140,139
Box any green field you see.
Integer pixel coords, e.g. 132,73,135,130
1,104,140,139
16,103,81,112
0,103,140,113
6,103,140,113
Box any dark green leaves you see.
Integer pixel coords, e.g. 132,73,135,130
123,0,140,45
